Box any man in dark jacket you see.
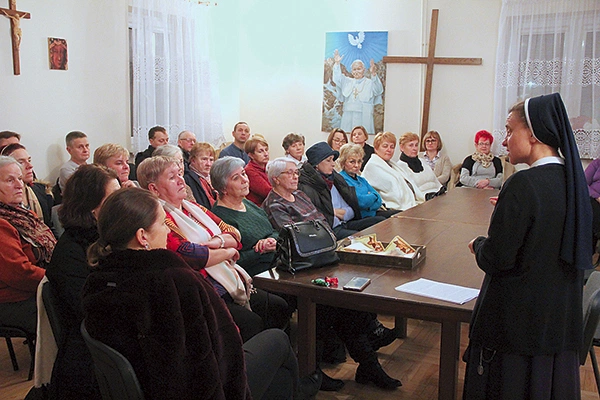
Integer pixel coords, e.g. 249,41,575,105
298,141,384,240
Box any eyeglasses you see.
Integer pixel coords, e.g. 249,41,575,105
332,138,345,144
280,169,299,177
425,139,437,144
477,142,491,147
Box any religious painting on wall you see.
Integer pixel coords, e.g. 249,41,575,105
322,31,388,135
48,37,68,70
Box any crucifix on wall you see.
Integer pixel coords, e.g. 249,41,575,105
383,9,482,140
0,0,30,75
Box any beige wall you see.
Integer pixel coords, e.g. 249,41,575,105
1,0,501,181
0,0,130,180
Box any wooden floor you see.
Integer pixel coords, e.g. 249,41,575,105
1,316,599,399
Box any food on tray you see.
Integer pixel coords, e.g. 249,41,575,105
385,235,416,255
353,234,384,252
339,234,415,257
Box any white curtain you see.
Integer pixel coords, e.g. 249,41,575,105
493,0,600,158
129,0,224,153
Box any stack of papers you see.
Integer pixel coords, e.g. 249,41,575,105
395,278,480,305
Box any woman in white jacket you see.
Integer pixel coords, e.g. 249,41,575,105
362,132,424,211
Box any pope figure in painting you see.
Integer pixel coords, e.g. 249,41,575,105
332,49,383,134
464,93,593,399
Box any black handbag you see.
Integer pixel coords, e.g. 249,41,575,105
271,220,340,274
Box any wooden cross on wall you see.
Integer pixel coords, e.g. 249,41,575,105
383,9,482,140
0,0,30,75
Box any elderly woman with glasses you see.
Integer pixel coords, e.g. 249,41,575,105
421,130,453,185
262,157,402,391
184,142,218,209
459,130,503,189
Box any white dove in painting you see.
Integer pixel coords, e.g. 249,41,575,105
348,31,365,49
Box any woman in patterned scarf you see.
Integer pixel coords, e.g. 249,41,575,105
0,155,56,335
459,130,503,189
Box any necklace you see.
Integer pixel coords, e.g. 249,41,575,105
351,78,368,99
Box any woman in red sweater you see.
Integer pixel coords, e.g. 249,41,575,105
0,156,55,335
244,135,272,206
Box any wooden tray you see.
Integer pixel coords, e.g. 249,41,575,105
335,240,426,270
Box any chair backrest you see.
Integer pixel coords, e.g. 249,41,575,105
447,163,462,190
583,271,600,339
80,321,145,400
581,273,600,365
41,280,64,346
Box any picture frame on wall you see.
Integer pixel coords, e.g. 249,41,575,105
48,37,68,70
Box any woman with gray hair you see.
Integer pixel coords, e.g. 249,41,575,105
338,144,399,219
152,145,196,202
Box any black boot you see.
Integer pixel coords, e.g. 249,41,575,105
355,362,402,390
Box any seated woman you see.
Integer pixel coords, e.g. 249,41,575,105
1,143,54,228
397,132,444,199
211,156,278,276
82,187,313,400
153,144,196,201
421,130,452,186
244,135,272,206
93,143,139,188
299,142,385,240
0,156,55,336
184,142,218,208
338,144,399,219
459,130,503,189
46,164,120,399
137,156,286,342
361,132,425,211
263,158,402,390
350,125,375,171
327,128,348,152
585,158,600,243
282,132,307,166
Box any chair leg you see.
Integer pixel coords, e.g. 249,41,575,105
590,347,600,394
26,337,35,381
5,337,19,371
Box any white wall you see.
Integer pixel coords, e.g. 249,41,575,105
0,0,130,180
213,0,501,165
1,0,501,180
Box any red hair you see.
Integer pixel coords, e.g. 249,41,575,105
474,130,493,144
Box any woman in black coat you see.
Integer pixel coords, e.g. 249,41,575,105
45,165,120,399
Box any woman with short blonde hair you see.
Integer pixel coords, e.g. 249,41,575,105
362,132,425,210
185,142,218,208
93,143,138,188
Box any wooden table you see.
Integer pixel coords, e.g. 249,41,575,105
253,188,498,400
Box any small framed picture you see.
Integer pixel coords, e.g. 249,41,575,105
48,37,68,70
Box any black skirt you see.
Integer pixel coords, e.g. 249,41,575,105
463,345,580,400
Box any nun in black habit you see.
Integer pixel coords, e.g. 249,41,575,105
463,93,593,400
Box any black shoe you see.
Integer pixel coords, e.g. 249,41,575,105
355,362,402,390
319,369,345,391
368,320,399,351
296,369,322,399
